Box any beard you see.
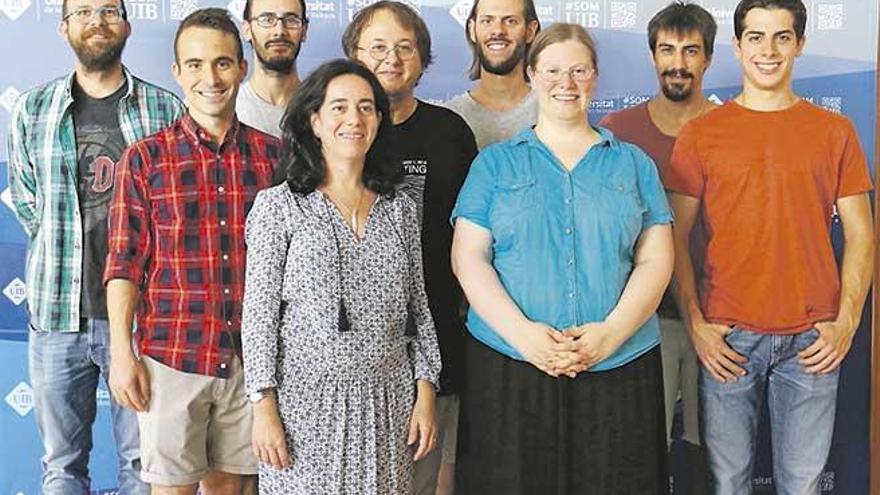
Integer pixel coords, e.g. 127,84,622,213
70,27,126,71
253,38,300,74
477,37,527,76
659,68,695,102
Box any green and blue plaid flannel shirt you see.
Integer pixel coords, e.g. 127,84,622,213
7,67,183,333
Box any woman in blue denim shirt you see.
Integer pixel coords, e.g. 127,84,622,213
451,23,674,494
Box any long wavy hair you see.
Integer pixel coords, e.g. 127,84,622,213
279,59,400,196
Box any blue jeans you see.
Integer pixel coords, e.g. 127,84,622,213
700,326,839,495
29,318,148,494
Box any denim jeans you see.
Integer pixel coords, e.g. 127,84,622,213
700,326,839,495
29,318,148,494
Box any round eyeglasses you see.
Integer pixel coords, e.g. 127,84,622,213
251,12,307,30
534,65,597,83
62,5,125,24
357,43,417,62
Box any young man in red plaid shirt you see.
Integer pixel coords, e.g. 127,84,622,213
104,8,280,494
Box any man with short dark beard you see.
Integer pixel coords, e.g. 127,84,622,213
237,0,308,137
6,0,182,492
599,3,716,493
444,0,540,149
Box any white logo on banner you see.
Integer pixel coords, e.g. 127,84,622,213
170,0,198,20
821,96,843,114
609,2,636,29
226,0,245,20
817,3,843,30
0,86,20,113
449,0,471,28
1,188,13,213
622,94,649,108
0,0,31,20
127,0,158,20
708,94,724,105
42,0,60,15
564,1,600,28
3,278,26,306
704,6,734,21
306,0,336,20
535,4,556,24
5,382,34,417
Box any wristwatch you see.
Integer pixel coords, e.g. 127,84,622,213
248,389,270,404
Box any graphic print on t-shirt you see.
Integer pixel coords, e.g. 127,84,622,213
401,157,428,219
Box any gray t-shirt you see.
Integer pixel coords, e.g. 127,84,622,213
444,90,537,150
72,81,126,319
236,81,286,138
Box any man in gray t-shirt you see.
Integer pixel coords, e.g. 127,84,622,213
237,0,308,137
443,0,540,149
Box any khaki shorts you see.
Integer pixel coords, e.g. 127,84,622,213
138,356,257,486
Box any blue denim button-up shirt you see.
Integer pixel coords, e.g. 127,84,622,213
451,127,672,370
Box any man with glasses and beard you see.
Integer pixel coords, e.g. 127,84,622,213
6,0,182,492
599,3,716,493
237,0,308,137
445,0,540,149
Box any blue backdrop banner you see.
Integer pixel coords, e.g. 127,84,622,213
0,0,875,493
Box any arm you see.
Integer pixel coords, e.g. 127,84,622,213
669,192,746,383
398,198,439,460
799,193,873,373
104,145,154,411
241,190,290,469
7,97,39,236
563,223,673,370
450,219,575,376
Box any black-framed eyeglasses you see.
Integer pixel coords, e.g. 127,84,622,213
534,65,597,83
62,5,125,24
357,43,416,62
250,12,307,30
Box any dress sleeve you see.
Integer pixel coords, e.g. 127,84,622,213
402,197,442,387
241,188,290,394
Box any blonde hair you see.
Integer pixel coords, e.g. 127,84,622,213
526,23,598,74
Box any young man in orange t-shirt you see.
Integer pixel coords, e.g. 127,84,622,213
666,1,873,494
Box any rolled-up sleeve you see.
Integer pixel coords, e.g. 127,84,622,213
633,149,674,228
7,97,39,237
450,149,497,230
104,144,152,285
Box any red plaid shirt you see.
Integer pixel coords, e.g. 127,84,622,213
105,114,281,377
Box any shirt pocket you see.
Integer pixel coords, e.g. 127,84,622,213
489,178,538,250
599,179,646,250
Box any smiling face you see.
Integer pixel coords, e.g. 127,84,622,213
173,26,247,127
652,29,710,102
468,0,538,76
310,73,380,165
734,7,804,95
528,39,596,123
61,0,130,71
242,0,307,73
353,8,422,101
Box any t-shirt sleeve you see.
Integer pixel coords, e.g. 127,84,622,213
634,149,674,228
836,119,873,198
665,122,705,198
450,148,496,230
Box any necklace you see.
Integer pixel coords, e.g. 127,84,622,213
324,186,367,237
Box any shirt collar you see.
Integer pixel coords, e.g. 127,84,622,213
63,65,136,103
180,113,242,148
513,125,619,151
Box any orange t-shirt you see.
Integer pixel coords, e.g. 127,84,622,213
666,100,872,333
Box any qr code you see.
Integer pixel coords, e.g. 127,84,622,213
820,96,843,114
819,471,835,492
609,2,637,29
170,0,198,20
817,3,843,30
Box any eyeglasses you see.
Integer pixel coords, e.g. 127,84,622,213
534,65,597,83
250,12,307,30
62,5,125,24
357,43,416,62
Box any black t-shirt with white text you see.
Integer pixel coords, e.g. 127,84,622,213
389,100,478,395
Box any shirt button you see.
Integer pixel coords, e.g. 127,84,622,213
564,198,571,204
227,320,232,326
569,292,575,298
220,220,227,226
218,186,225,193
568,258,574,265
224,288,230,294
565,228,572,235
220,362,227,369
222,254,229,260
72,277,80,284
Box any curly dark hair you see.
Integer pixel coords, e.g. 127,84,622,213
279,59,400,196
